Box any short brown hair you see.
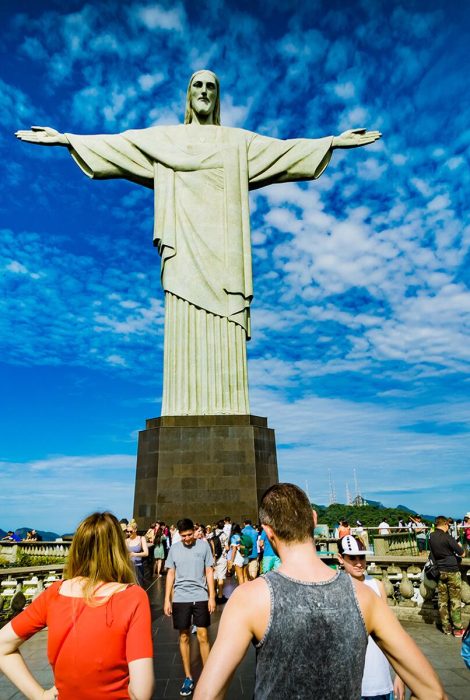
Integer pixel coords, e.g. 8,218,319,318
435,516,448,527
259,483,314,543
64,512,136,603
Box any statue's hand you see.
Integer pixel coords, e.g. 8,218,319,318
15,126,69,146
332,128,382,149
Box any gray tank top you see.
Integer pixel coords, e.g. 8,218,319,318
254,570,367,700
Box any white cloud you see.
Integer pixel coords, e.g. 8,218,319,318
6,260,28,274
0,454,136,532
138,72,165,91
392,154,407,166
250,384,470,513
106,354,127,366
445,156,464,170
356,157,387,181
333,81,356,100
135,4,185,31
338,105,370,132
427,194,451,212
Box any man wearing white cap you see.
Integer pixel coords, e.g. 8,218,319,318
338,535,405,700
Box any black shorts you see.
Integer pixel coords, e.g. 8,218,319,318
172,601,211,630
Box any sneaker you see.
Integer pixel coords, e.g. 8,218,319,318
453,628,464,638
180,677,194,696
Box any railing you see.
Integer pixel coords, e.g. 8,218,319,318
0,542,69,628
0,540,71,566
315,527,429,556
316,551,470,624
2,547,469,628
370,532,423,556
0,564,65,628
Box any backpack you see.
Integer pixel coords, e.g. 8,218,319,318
239,532,253,558
423,553,440,582
211,534,223,560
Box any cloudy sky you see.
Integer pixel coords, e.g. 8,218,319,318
1,0,469,532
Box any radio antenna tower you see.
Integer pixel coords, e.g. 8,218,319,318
353,468,365,506
353,468,363,503
328,469,336,505
346,482,351,505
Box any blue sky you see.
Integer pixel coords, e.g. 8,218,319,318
1,0,470,532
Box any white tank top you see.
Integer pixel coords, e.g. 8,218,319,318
361,576,394,697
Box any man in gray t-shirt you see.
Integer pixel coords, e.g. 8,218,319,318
164,518,215,697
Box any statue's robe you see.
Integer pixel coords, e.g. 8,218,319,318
66,125,333,415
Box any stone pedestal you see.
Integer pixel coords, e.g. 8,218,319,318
133,415,278,526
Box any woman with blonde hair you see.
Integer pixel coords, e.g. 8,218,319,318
126,519,149,587
0,511,154,700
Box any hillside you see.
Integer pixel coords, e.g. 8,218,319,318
311,502,434,528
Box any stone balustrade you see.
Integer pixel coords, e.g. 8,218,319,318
315,531,425,556
0,564,65,628
0,540,71,566
318,552,470,624
372,532,421,556
1,547,469,628
0,542,69,627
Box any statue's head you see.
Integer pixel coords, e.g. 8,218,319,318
184,69,220,125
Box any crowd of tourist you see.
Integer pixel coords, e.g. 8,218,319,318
0,493,468,699
335,512,470,556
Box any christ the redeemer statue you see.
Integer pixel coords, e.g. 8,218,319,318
16,70,381,417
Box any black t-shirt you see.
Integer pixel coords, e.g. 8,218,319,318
429,529,463,571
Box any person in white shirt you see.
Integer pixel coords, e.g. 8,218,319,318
338,535,406,700
378,520,390,535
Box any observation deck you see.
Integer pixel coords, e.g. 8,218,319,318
0,565,468,699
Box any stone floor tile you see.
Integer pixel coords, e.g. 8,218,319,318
152,678,168,699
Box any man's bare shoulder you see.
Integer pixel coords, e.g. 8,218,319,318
225,577,270,619
222,577,270,641
230,576,270,605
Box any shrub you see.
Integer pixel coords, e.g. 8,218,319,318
15,552,66,567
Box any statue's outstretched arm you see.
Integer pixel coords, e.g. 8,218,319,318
332,128,382,149
15,126,69,147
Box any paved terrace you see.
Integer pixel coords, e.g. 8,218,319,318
0,576,468,700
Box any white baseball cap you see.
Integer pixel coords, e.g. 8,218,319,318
340,535,374,556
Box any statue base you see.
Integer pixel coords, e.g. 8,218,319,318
133,415,278,526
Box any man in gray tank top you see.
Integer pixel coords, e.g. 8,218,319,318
194,483,446,700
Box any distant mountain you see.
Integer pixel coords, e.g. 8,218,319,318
363,498,385,509
309,500,442,527
396,506,437,522
1,527,60,541
18,527,60,541
396,504,417,514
